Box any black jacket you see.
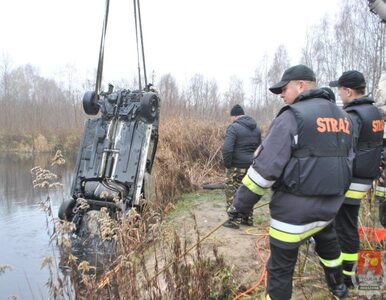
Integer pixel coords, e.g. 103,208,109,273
223,115,261,168
344,96,383,179
273,89,352,196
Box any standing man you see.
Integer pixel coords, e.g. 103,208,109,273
375,128,386,228
223,104,261,225
329,71,384,287
225,65,352,299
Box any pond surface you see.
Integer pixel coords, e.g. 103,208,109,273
0,153,75,299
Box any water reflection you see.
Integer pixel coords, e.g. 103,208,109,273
0,153,75,299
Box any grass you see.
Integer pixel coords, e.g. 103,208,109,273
170,191,224,216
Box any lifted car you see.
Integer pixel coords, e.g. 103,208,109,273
58,0,159,231
58,86,159,229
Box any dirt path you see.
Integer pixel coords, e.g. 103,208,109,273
161,189,274,298
165,189,270,290
163,189,371,300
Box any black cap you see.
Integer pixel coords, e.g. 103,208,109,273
329,70,366,89
230,104,244,116
269,64,316,94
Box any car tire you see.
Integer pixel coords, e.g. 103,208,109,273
83,91,100,115
58,198,76,221
140,92,159,123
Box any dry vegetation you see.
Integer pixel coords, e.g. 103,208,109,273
2,2,385,297
32,116,244,300
24,115,385,300
152,116,227,210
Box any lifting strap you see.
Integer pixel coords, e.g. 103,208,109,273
95,0,110,99
133,0,148,91
94,0,149,102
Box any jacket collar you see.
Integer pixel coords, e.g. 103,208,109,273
343,95,374,109
293,88,330,104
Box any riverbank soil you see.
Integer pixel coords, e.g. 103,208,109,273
163,189,381,299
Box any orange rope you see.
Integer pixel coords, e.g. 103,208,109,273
232,232,270,300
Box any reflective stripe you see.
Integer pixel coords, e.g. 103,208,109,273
269,218,332,243
246,167,275,188
270,218,331,234
345,190,366,199
348,182,371,192
342,252,358,262
376,190,386,197
376,186,386,193
343,269,355,276
345,183,371,199
242,175,268,196
376,186,386,197
269,226,324,243
319,253,342,267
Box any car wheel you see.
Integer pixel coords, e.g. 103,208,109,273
58,198,76,221
140,92,159,123
83,91,100,115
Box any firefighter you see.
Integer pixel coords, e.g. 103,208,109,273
376,168,386,228
224,64,353,299
376,129,386,228
223,104,261,225
375,111,386,228
330,71,384,287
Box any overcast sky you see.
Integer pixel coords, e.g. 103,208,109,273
0,0,341,91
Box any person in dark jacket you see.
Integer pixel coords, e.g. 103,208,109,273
225,65,353,299
223,104,261,225
329,71,384,288
375,124,386,228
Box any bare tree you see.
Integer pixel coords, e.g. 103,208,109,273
267,45,290,89
158,73,180,116
250,54,270,107
301,16,339,86
333,0,385,92
223,76,245,110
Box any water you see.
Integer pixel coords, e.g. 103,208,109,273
0,153,75,299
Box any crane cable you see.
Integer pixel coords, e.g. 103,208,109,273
94,0,148,101
95,0,110,99
136,0,148,89
133,0,148,91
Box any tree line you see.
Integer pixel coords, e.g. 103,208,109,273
0,0,384,135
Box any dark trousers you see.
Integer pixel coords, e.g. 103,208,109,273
335,204,360,256
267,224,341,300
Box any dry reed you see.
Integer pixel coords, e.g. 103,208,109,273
31,116,239,299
